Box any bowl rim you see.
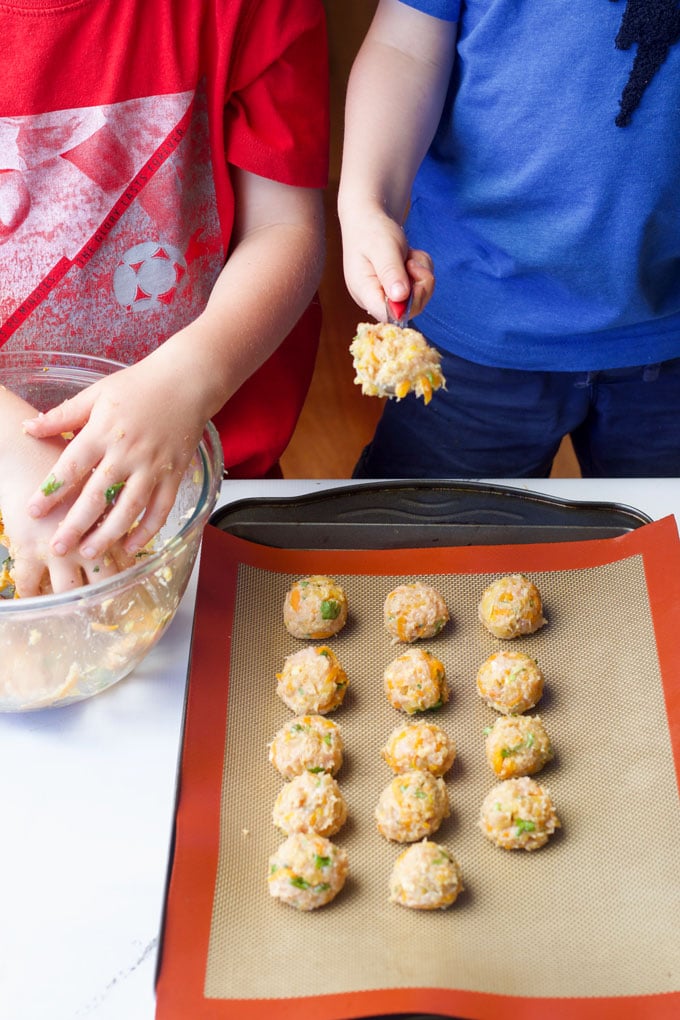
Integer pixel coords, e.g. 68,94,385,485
0,351,223,612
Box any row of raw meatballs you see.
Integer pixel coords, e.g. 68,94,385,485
268,576,353,911
266,712,465,911
280,570,544,644
474,574,561,855
267,571,561,911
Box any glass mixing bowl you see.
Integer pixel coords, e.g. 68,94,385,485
0,350,223,711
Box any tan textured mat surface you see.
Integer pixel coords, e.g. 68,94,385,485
156,517,680,1020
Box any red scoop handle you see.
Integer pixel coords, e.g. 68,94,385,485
386,297,410,321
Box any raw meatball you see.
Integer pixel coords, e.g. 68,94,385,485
384,648,449,715
268,715,344,780
272,772,348,837
381,721,456,777
283,575,348,639
484,715,553,779
384,583,449,643
478,573,546,639
268,832,349,910
350,321,446,404
476,650,544,715
479,776,560,851
375,769,450,843
276,645,349,715
389,840,463,910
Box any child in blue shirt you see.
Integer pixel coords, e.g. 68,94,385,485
339,0,680,477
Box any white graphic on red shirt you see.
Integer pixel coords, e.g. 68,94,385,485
114,241,187,312
0,89,223,360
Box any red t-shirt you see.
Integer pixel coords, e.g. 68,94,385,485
0,0,329,476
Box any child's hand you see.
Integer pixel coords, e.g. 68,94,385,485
21,355,206,562
0,436,130,597
4,502,132,597
340,207,435,323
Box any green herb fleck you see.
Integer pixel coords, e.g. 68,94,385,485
320,599,340,621
323,733,332,746
500,732,536,758
104,481,125,505
40,473,64,497
290,876,310,890
419,699,443,712
515,818,536,834
307,766,325,774
314,854,332,869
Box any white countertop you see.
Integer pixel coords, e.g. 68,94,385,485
1,478,677,1020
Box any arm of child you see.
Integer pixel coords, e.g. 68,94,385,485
0,386,132,595
20,169,324,561
338,0,457,322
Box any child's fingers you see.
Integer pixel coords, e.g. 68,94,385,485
345,232,411,322
22,388,93,439
407,247,434,273
82,554,127,586
46,557,87,595
11,557,48,599
122,476,178,556
406,249,435,317
10,541,129,597
47,468,140,559
76,475,149,560
26,449,95,521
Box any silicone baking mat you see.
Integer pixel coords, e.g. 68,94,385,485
156,515,680,1020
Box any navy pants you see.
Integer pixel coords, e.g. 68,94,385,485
353,350,680,478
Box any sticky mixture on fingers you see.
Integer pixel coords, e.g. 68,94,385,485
476,649,545,715
478,573,546,639
283,574,348,639
381,721,456,777
350,321,445,404
276,645,349,715
383,582,449,643
383,647,449,715
389,839,463,910
484,714,553,779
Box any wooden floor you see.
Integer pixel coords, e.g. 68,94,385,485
280,187,581,480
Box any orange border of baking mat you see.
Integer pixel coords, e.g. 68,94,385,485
156,514,680,1020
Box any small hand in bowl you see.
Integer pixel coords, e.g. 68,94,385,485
22,355,205,565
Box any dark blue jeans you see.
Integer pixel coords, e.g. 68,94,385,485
353,350,680,478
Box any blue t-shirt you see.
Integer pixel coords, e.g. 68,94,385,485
399,0,680,370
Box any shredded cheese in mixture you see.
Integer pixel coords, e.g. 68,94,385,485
350,322,446,404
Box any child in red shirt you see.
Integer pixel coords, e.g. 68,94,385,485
0,0,328,596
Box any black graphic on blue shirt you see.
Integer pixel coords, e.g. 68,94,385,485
612,0,680,125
